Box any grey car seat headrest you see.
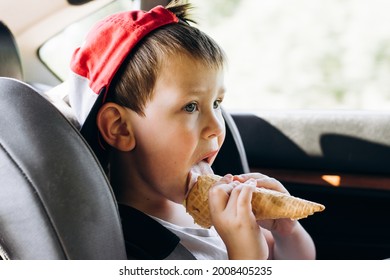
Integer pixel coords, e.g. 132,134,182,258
0,77,126,259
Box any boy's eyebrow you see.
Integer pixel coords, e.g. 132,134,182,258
186,86,226,96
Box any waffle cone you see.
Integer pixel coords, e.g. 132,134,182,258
185,174,325,228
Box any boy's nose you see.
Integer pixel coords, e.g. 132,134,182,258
202,111,225,139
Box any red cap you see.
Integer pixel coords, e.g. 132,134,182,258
67,5,179,165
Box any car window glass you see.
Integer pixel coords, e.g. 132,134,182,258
40,0,390,111
39,0,132,81
195,0,390,111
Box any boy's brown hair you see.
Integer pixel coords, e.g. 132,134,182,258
68,1,226,169
107,1,226,116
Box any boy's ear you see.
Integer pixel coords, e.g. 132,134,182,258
96,102,135,152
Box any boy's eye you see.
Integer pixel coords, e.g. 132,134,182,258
213,99,222,109
184,102,198,113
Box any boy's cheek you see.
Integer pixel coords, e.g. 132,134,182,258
218,131,226,147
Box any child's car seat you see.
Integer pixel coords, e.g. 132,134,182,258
0,77,126,259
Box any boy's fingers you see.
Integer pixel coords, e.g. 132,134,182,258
233,173,287,194
254,177,287,194
207,174,234,213
217,174,233,184
209,179,258,220
208,181,236,213
236,181,256,219
233,173,268,182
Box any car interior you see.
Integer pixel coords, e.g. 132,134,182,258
232,111,390,259
0,19,127,259
0,76,127,260
0,18,250,259
0,21,23,80
1,0,389,260
0,76,251,260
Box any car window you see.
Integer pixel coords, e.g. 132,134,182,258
39,0,132,81
39,0,390,111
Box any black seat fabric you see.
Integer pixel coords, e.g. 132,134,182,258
0,77,126,259
0,22,23,80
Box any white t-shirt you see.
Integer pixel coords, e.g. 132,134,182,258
151,216,228,260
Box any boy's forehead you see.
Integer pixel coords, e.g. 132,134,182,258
156,55,225,95
160,53,224,79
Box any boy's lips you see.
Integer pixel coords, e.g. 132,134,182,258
200,150,219,164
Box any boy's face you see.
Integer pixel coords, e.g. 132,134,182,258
125,54,226,204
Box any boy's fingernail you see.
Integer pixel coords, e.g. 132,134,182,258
233,175,245,181
222,174,233,182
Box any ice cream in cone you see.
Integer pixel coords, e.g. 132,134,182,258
184,174,325,228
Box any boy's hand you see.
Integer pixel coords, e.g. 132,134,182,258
208,175,269,260
232,173,298,236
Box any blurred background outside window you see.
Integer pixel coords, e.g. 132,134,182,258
40,0,390,111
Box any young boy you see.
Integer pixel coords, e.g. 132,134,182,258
65,1,316,259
